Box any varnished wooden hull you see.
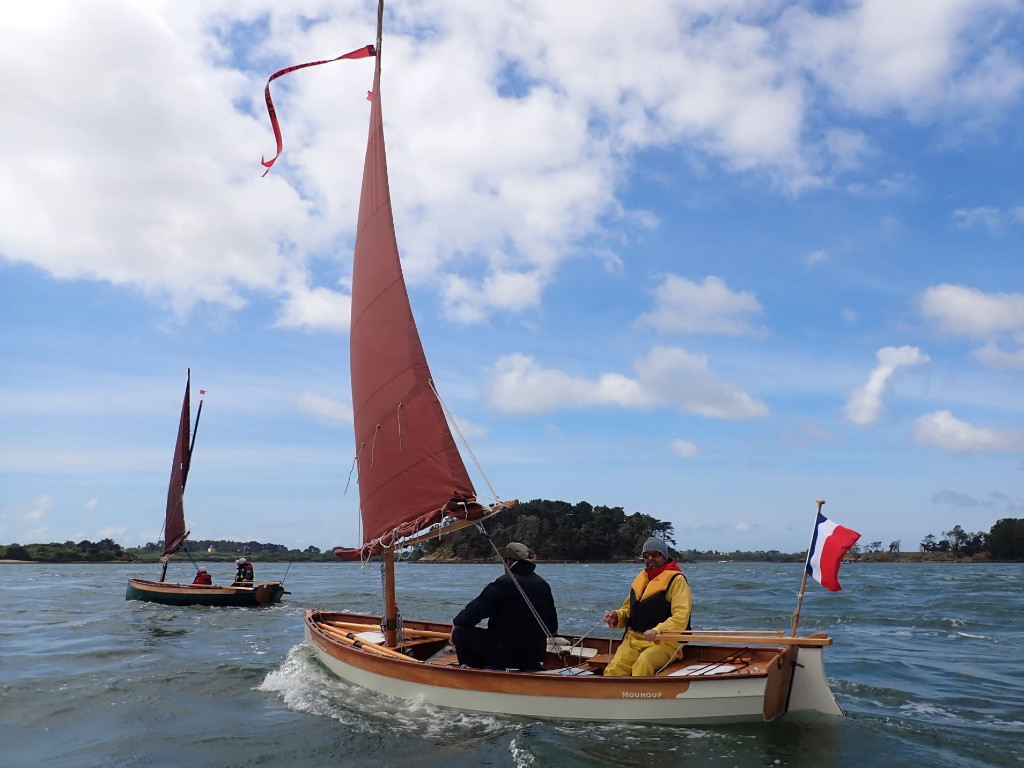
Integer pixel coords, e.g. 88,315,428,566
303,610,843,724
126,577,286,607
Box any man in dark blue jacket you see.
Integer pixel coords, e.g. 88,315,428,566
452,542,558,670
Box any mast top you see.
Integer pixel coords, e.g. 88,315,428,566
376,0,384,59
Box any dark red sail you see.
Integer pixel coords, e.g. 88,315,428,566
348,53,482,549
162,371,191,558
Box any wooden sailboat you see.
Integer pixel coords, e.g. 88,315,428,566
126,370,286,607
269,1,845,723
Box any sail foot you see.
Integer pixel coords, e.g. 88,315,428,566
335,495,489,560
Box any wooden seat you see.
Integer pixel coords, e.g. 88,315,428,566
426,653,461,667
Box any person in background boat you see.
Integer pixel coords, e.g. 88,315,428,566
233,557,254,585
192,569,212,585
601,536,692,676
451,542,558,671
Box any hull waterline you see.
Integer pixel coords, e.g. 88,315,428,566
126,578,286,607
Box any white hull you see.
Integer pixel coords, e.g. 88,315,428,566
303,611,843,724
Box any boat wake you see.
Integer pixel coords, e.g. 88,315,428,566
261,643,516,741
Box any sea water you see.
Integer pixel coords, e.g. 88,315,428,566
1,561,1021,767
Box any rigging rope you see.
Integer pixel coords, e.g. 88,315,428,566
344,451,359,496
181,545,201,572
430,380,499,502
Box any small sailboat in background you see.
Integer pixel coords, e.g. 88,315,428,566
126,370,286,607
262,0,846,723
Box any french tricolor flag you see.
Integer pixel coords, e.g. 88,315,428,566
806,512,861,591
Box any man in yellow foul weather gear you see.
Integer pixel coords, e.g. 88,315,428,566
602,536,692,676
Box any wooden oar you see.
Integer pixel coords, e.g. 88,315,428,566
323,620,451,640
658,631,832,647
316,624,414,660
667,630,786,638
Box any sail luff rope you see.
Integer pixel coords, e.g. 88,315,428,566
344,452,359,495
370,424,380,467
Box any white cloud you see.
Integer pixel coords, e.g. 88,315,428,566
779,0,1024,120
640,275,764,336
1,1,1021,329
844,345,930,425
442,270,546,325
932,490,981,508
805,250,828,266
0,2,308,318
920,284,1024,338
670,439,700,458
294,392,351,427
445,414,489,441
971,342,1024,372
487,346,768,419
84,499,100,511
914,410,1024,453
2,495,54,524
951,206,1006,230
823,128,872,172
275,284,351,332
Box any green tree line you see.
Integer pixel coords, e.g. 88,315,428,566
131,538,333,560
416,499,676,561
4,507,1024,563
0,539,129,562
920,518,1024,559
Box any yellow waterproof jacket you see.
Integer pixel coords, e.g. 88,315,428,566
612,567,692,637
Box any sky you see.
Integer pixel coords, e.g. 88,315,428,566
1,0,1023,556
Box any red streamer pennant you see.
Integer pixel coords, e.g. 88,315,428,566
260,44,376,177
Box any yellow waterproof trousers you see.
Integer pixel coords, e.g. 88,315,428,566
603,630,679,677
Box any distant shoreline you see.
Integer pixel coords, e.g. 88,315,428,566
2,557,1018,565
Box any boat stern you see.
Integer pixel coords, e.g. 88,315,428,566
787,641,844,716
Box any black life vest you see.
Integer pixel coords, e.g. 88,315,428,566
626,570,691,633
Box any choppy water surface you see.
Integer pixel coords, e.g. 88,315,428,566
1,561,1021,767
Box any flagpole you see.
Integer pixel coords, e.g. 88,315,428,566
791,498,825,637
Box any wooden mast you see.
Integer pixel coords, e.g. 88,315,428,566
373,0,399,650
383,547,398,647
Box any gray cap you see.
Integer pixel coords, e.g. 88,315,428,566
497,542,536,561
642,537,669,558
236,557,249,565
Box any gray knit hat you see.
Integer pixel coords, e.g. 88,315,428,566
497,542,536,561
641,537,669,558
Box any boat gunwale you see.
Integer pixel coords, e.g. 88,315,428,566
128,576,283,594
304,609,805,697
126,577,286,606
